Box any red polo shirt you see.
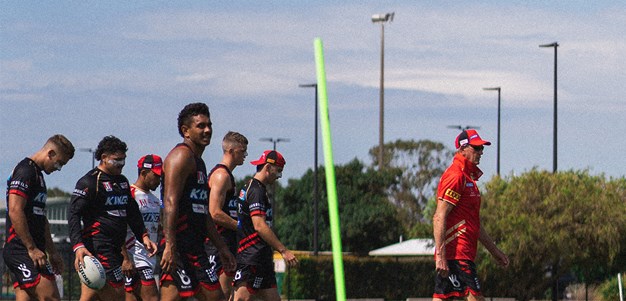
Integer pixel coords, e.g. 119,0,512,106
436,153,484,261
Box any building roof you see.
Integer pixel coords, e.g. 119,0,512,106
368,238,435,256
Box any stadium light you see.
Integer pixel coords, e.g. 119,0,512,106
539,42,559,173
371,12,394,170
259,137,290,151
447,125,480,131
483,87,501,175
79,147,95,169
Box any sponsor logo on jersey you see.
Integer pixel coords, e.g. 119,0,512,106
466,182,474,187
120,182,128,189
197,171,206,184
33,192,47,204
105,195,128,206
444,188,461,201
107,209,127,217
10,180,28,190
192,203,207,214
33,206,45,216
73,188,88,196
189,188,207,200
142,212,160,223
103,182,113,192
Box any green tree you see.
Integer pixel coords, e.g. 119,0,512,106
275,159,404,255
47,187,71,198
369,139,453,227
477,170,626,301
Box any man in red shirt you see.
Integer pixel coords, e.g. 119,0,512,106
432,129,509,301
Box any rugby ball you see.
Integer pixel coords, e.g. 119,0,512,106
77,255,106,290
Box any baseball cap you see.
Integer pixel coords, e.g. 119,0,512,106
137,154,163,176
455,129,491,149
250,150,286,168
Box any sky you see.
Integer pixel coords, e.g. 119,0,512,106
2,1,626,203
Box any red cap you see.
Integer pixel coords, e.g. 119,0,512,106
250,150,285,168
455,129,491,149
137,154,163,176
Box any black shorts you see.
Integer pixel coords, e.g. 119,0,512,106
160,250,220,298
433,260,482,299
3,247,55,289
86,240,125,287
124,267,157,292
232,262,277,294
204,240,236,277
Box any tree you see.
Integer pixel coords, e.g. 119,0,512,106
47,187,71,198
477,170,626,301
369,139,453,227
275,159,404,255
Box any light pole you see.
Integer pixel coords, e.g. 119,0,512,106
372,12,394,170
540,42,559,301
447,125,480,131
540,42,558,173
483,87,501,175
299,83,319,256
259,137,290,151
79,147,95,169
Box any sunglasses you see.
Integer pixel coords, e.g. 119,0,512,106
469,145,484,151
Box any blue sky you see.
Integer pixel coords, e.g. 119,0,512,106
2,1,625,201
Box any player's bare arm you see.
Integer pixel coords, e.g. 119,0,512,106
205,205,236,272
121,244,135,277
44,218,63,274
433,198,454,277
160,147,193,273
251,215,298,268
209,169,238,231
478,227,509,267
8,194,46,268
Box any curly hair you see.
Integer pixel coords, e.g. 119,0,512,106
95,135,128,161
177,102,210,137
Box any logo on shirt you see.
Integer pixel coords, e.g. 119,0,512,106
73,188,88,196
33,207,46,216
192,203,208,214
444,188,461,201
105,195,128,206
189,188,207,200
33,192,47,204
10,180,28,190
120,182,128,189
197,172,206,184
103,182,113,192
142,212,160,223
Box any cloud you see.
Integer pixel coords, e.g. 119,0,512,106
175,72,216,83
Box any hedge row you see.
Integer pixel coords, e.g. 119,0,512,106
281,255,435,300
